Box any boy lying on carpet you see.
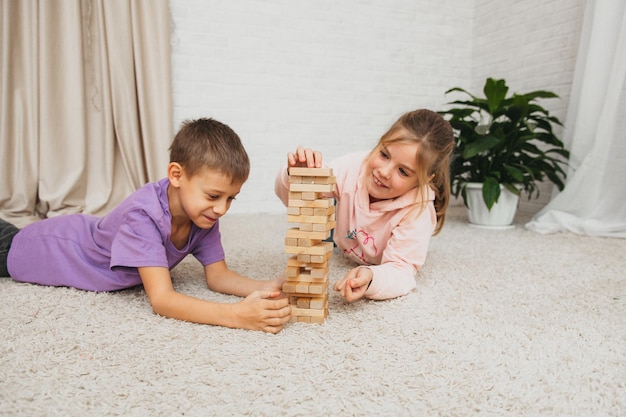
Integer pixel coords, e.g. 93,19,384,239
275,109,454,302
0,118,291,334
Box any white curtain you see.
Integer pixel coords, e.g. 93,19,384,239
0,0,172,227
526,0,626,238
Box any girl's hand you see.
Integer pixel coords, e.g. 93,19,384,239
288,146,322,168
232,291,292,334
332,267,373,302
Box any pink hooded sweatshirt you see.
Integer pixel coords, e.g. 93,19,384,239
275,150,437,300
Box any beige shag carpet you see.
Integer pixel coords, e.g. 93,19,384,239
0,206,624,416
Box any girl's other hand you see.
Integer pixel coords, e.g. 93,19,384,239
287,146,322,168
332,267,373,302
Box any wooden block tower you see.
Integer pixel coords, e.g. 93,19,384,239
282,167,336,323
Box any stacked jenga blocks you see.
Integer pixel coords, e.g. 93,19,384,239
282,167,336,323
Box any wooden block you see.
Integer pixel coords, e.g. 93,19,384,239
295,282,310,293
312,176,336,185
297,254,311,262
299,176,317,184
284,277,329,287
291,314,326,323
298,223,313,232
282,282,297,293
289,251,331,264
288,192,302,200
288,214,334,224
310,252,332,263
284,237,298,246
288,198,334,208
285,265,327,278
309,315,326,324
291,307,327,317
301,192,317,201
309,268,328,278
289,183,335,193
288,175,303,183
285,228,330,241
296,297,310,308
300,207,315,216
313,206,335,216
287,206,300,215
312,220,336,232
282,287,328,298
310,297,326,309
286,256,328,269
308,282,326,294
297,238,320,247
285,241,333,256
289,167,334,177
294,272,328,282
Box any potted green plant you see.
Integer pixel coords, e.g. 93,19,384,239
439,77,570,228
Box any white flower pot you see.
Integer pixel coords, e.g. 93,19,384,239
465,182,520,229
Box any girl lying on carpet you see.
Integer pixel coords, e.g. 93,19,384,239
0,118,291,333
275,109,454,302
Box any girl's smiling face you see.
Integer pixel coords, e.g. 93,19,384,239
365,138,420,203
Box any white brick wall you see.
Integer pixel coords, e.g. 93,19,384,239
170,0,473,213
170,0,583,215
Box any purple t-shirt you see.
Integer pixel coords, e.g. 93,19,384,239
7,178,225,291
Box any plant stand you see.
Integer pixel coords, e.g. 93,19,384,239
465,183,520,229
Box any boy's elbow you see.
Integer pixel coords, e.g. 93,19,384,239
149,298,167,317
146,290,175,317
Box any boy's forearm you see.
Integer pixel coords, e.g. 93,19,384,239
151,290,238,328
211,275,270,297
205,267,270,297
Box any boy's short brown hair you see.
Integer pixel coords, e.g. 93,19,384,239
169,118,250,184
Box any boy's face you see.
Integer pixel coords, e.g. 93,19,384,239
176,166,243,229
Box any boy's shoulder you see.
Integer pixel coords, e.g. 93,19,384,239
110,178,170,222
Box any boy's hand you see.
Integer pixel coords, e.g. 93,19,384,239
260,276,287,294
232,291,291,334
288,146,322,168
333,267,373,302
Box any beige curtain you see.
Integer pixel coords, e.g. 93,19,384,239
0,0,172,226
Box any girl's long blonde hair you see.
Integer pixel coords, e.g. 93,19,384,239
372,109,454,235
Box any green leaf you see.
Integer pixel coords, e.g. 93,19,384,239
504,165,525,182
463,134,501,158
503,183,521,196
519,90,559,101
482,177,501,210
484,78,508,114
445,87,474,97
